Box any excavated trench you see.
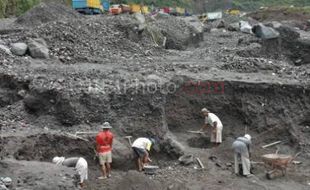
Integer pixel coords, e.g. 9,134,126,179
1,76,310,170
165,79,310,157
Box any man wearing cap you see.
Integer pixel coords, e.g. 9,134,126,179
232,134,252,177
131,137,155,171
52,156,88,188
200,108,223,146
96,122,114,179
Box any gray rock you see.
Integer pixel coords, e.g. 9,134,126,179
0,184,8,190
27,38,49,59
228,22,240,31
11,42,28,56
252,24,280,39
211,19,226,29
265,21,282,29
178,154,194,165
133,13,146,31
240,21,252,34
0,45,11,55
210,28,220,33
181,16,204,33
1,177,12,187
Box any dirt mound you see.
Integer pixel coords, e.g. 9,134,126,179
15,15,164,63
15,3,82,27
151,16,202,50
115,170,163,190
0,159,78,190
248,7,310,22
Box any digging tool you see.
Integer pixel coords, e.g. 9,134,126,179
187,130,205,134
262,141,282,149
65,133,89,142
75,131,97,136
124,136,133,146
251,161,265,165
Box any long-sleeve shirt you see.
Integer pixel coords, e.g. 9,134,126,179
232,137,251,157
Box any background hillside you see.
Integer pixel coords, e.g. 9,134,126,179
1,0,310,18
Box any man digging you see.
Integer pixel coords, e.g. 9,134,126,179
96,122,114,179
131,137,156,172
232,134,254,178
200,108,223,147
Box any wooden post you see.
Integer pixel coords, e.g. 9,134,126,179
196,157,205,169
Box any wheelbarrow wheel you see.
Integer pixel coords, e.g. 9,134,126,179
266,172,272,180
266,170,275,180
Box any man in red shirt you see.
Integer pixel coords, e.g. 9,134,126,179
96,122,114,179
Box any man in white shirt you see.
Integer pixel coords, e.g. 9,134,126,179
200,108,223,147
52,156,88,188
131,137,155,171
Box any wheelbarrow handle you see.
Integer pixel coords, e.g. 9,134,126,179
293,152,301,160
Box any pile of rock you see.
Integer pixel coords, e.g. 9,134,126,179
151,15,203,50
9,38,49,59
15,3,83,28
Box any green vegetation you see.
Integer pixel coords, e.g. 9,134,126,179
232,0,310,10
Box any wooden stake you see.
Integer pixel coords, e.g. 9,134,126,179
196,157,205,169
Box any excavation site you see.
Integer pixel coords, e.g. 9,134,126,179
0,1,310,190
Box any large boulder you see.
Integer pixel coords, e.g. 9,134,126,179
10,43,28,56
27,38,49,59
133,13,146,32
112,139,135,170
252,24,280,39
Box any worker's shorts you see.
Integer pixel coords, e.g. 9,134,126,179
98,151,112,165
132,147,147,158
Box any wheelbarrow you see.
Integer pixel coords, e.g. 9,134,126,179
261,152,301,179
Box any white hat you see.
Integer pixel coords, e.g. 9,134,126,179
101,122,112,129
244,134,251,140
52,156,65,165
201,108,210,113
